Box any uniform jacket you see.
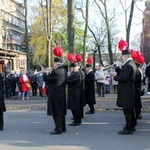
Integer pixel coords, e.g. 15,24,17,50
135,68,142,109
43,66,67,116
85,70,96,105
114,59,137,109
79,68,85,107
145,65,150,78
0,73,6,112
67,71,81,110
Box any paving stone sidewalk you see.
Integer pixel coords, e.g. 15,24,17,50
4,92,150,112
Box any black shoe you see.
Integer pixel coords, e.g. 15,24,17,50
0,128,3,131
123,127,135,132
62,128,67,132
137,115,142,120
50,130,62,134
118,129,133,135
86,111,94,114
69,122,80,126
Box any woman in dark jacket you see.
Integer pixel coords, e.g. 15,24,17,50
0,73,6,130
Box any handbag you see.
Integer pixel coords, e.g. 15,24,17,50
137,88,145,96
26,82,31,88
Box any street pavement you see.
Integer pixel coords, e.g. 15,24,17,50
0,85,150,150
1,109,150,150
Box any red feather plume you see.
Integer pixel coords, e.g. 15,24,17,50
135,50,145,64
118,38,128,51
67,53,76,62
76,54,82,62
131,49,137,59
53,46,63,57
87,57,93,64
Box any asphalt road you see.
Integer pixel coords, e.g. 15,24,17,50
0,110,150,150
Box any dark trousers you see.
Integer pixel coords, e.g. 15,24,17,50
53,116,66,132
0,111,4,130
88,104,95,113
5,88,11,98
80,106,84,118
123,108,136,130
39,86,43,96
97,83,105,96
148,77,150,92
31,86,37,96
71,109,81,124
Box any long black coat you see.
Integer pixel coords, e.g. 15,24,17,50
0,73,6,112
114,60,137,109
67,71,80,110
43,66,67,116
85,71,96,105
135,68,142,109
79,69,85,107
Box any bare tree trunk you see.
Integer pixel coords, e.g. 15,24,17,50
94,0,113,64
126,0,135,45
24,0,30,72
46,0,52,67
83,0,89,67
67,0,75,53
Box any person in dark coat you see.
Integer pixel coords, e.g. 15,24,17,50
135,63,143,119
67,62,81,126
114,49,137,135
43,57,67,134
30,71,37,96
85,64,96,114
0,73,6,130
145,62,150,94
78,67,85,118
4,73,11,98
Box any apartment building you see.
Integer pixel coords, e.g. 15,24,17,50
0,0,27,73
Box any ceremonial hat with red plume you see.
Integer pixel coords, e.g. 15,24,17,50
67,53,78,67
86,57,93,67
118,38,130,55
131,49,145,64
53,46,63,63
135,50,145,64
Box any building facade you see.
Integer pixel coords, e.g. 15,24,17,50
0,0,27,73
141,0,150,64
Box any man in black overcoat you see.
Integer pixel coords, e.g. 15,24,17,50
78,67,85,118
114,49,137,135
84,64,96,114
0,73,6,130
43,57,67,134
67,62,81,126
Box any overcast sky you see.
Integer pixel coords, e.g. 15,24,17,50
16,0,145,45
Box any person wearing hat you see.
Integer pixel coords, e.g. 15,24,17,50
114,49,137,135
67,62,82,126
0,72,6,130
43,57,67,134
84,63,96,114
